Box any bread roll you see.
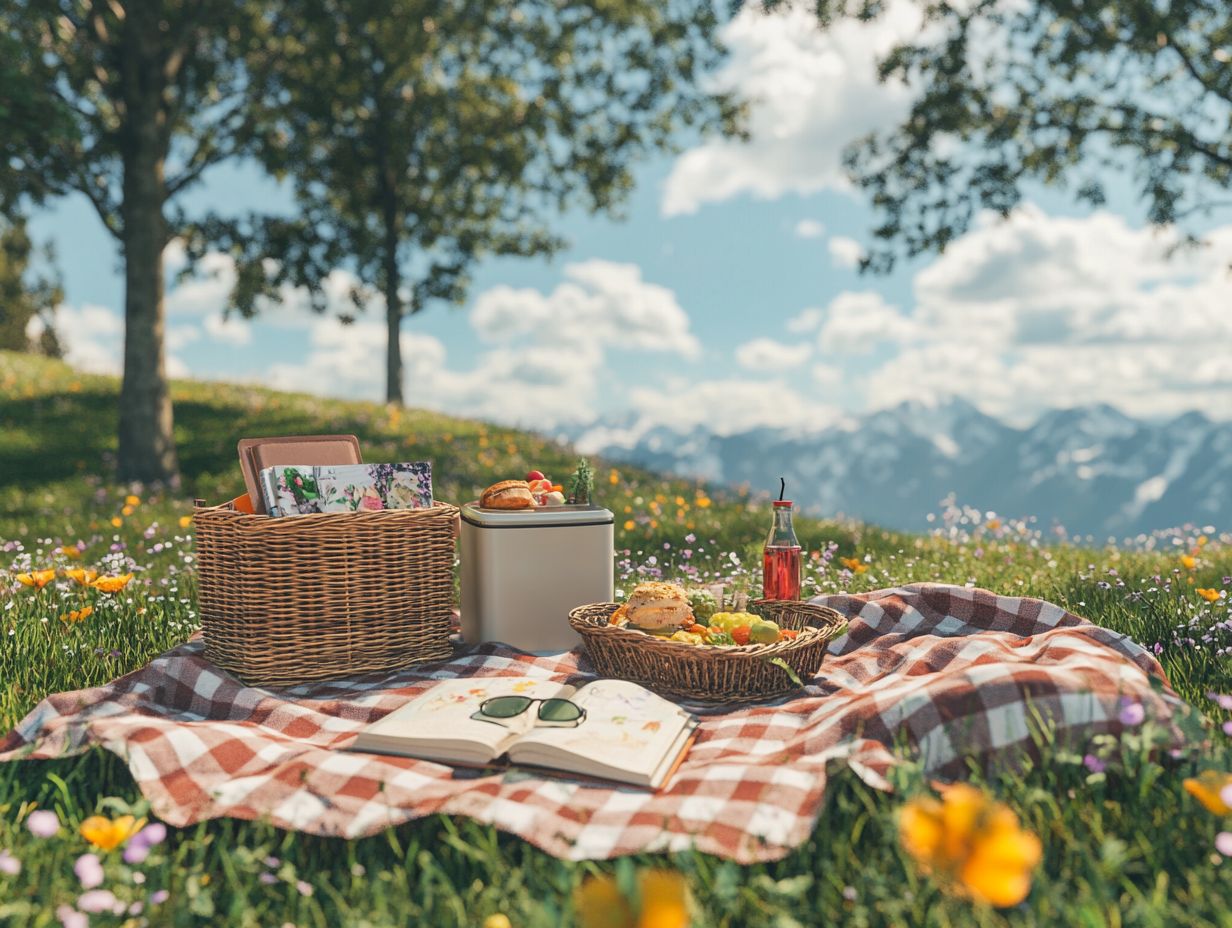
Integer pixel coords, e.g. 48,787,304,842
480,480,535,510
624,581,694,632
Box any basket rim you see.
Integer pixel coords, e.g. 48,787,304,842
193,499,458,524
568,600,846,658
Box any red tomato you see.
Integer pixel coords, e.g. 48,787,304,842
526,470,546,482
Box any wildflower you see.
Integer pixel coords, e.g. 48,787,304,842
696,496,711,508
0,849,20,876
839,557,868,574
1118,699,1145,727
125,495,140,507
80,814,145,851
483,916,513,928
26,809,60,837
1183,771,1232,814
899,783,1042,908
986,519,1001,531
178,515,192,529
60,606,94,625
609,470,620,485
259,871,278,885
122,823,167,864
110,517,122,528
56,905,88,928
296,879,313,897
65,568,99,586
78,889,121,914
624,520,635,532
74,853,105,889
57,546,82,559
1217,833,1232,857
90,573,134,594
150,890,169,905
1082,754,1106,774
575,869,690,928
1181,554,1197,570
121,505,135,516
15,569,56,589
1198,588,1222,603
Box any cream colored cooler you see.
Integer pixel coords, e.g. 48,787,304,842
459,502,614,653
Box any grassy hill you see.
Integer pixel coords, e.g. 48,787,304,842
2,349,1232,926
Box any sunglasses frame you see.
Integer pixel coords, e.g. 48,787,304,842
473,695,587,729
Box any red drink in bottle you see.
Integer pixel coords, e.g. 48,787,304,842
763,491,802,601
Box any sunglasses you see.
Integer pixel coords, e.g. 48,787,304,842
473,695,586,728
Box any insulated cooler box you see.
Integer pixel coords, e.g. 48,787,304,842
459,502,614,653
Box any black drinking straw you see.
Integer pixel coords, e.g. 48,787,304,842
779,477,786,501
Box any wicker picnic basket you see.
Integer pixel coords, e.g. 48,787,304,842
193,500,459,687
568,599,848,704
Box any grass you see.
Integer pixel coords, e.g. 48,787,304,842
2,349,1232,926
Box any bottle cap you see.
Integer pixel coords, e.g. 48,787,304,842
773,499,793,508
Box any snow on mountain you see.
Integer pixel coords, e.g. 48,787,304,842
580,401,1231,537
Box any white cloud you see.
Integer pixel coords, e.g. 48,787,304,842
817,291,917,353
794,219,826,239
735,337,812,371
203,313,253,346
661,2,920,216
828,236,864,269
470,259,700,359
812,363,842,387
852,204,1232,420
627,378,840,437
45,304,125,374
786,307,824,334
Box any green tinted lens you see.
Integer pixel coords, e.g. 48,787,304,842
538,698,582,722
481,696,532,719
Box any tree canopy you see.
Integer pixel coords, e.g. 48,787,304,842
798,0,1232,271
189,0,741,404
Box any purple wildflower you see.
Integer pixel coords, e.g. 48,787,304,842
55,906,87,928
149,890,170,906
74,853,104,889
0,849,20,876
77,889,121,914
259,872,278,885
1119,699,1146,727
296,879,314,897
123,823,167,864
26,809,60,838
1083,754,1106,774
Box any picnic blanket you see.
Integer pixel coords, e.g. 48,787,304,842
1,584,1184,863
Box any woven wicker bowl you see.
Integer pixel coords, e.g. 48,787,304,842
568,599,848,704
194,501,459,687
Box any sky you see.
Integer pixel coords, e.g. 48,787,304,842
27,2,1232,443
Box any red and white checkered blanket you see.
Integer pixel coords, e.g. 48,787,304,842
1,584,1182,862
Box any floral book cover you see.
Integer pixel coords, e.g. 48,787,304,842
259,463,433,517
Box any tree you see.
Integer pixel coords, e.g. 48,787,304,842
801,0,1232,270
0,2,260,482
194,0,740,405
0,218,64,356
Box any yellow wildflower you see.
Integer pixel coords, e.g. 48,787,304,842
91,573,134,594
110,517,123,528
57,546,82,559
16,569,56,589
125,494,140,506
695,496,711,509
899,783,1041,909
65,568,99,586
609,470,620,486
1184,771,1232,814
59,606,94,624
985,519,1001,531
121,505,135,517
178,515,193,529
482,917,513,928
623,520,635,532
80,814,145,851
575,869,689,928
1181,554,1197,570
1197,588,1222,603
1198,535,1209,547
840,557,868,574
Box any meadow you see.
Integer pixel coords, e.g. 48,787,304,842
2,349,1232,926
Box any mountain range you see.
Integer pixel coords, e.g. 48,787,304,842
571,401,1231,539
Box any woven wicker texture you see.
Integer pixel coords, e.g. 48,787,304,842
194,502,459,687
568,599,848,703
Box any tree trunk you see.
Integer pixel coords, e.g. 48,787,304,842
116,13,178,484
382,194,404,406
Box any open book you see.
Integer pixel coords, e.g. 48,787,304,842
350,677,697,789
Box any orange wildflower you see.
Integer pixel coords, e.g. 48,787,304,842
1180,554,1197,570
56,546,82,559
840,557,868,574
575,869,689,928
80,814,146,852
178,515,192,529
899,783,1042,908
16,569,56,589
1183,771,1232,815
124,494,140,507
1197,588,1223,603
64,568,99,586
91,573,134,594
59,606,94,624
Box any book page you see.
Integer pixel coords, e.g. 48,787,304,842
354,677,574,763
509,679,694,784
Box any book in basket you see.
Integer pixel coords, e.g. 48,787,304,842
350,677,697,789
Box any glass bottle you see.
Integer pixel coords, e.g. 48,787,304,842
763,496,802,601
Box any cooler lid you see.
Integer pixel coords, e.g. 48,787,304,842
461,501,614,528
